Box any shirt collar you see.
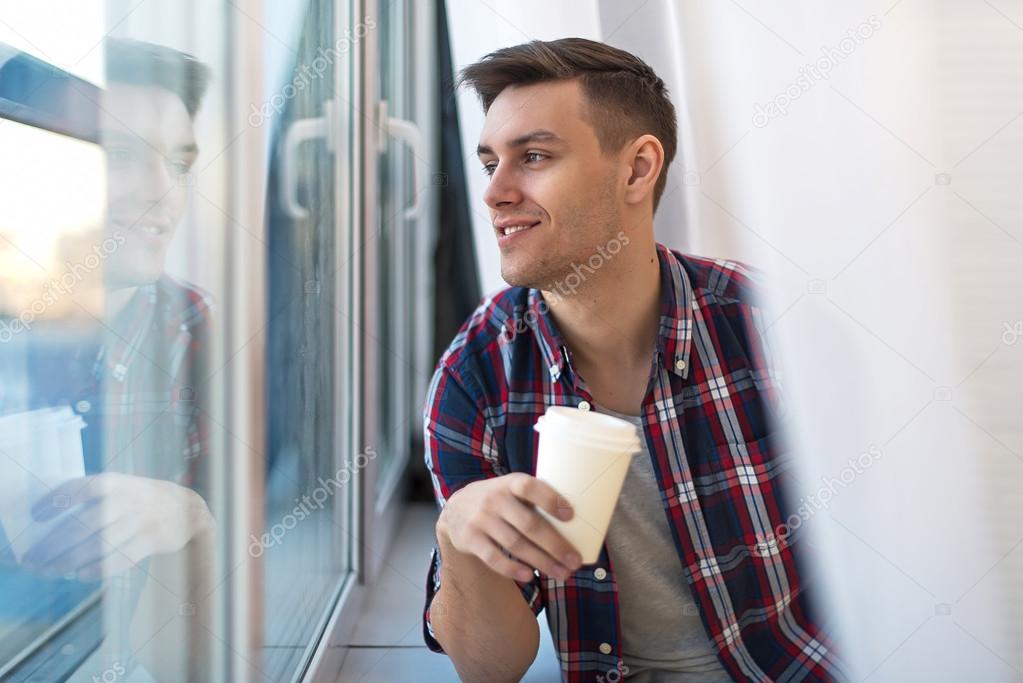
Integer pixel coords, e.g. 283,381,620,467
526,242,694,382
101,276,209,383
103,283,158,382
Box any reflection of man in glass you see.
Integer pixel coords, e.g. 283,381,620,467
4,39,216,680
24,37,214,581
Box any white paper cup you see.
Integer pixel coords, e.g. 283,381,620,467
533,406,642,564
0,407,86,561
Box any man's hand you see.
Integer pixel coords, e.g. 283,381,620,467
22,472,214,581
437,472,582,582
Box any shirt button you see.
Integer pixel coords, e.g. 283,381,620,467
75,400,91,413
593,567,607,580
675,359,686,371
578,400,591,411
599,642,612,655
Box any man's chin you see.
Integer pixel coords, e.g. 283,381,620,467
499,262,535,289
501,270,549,291
105,262,165,289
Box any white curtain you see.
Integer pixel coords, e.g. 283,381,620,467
610,2,1023,680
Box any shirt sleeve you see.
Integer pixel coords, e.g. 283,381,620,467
421,365,545,654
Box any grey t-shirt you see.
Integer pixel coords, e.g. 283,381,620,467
598,404,733,683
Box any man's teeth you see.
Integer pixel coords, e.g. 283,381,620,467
503,224,534,235
134,225,163,235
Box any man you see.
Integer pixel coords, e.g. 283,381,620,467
0,39,215,681
19,37,214,588
422,38,846,682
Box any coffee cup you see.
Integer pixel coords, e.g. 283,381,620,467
533,406,641,564
0,406,86,561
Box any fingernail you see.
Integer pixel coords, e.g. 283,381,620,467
553,564,570,580
563,553,581,568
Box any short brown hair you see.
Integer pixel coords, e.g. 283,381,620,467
458,37,678,213
106,38,211,119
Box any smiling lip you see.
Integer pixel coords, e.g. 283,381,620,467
111,220,171,237
495,220,541,245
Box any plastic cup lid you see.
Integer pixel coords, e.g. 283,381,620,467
534,406,642,452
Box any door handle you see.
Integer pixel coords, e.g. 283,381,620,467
280,100,337,220
377,100,425,221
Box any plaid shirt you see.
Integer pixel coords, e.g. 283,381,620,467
422,243,846,682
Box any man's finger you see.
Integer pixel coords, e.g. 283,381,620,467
23,504,102,568
76,539,144,582
503,497,581,570
488,516,570,580
23,500,131,569
507,474,573,521
30,474,112,522
468,530,535,583
39,514,141,576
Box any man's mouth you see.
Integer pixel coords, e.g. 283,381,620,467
133,224,167,236
502,223,536,236
112,220,171,237
496,220,541,239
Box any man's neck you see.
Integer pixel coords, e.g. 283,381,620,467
104,284,139,321
540,234,661,372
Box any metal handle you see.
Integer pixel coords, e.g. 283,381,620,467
377,100,425,221
280,101,337,220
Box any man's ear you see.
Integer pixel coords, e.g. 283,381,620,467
623,134,664,207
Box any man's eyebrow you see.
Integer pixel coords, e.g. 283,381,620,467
100,131,199,155
476,129,565,158
100,131,139,145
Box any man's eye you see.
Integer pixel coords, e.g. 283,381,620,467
105,148,131,165
167,158,193,175
482,153,546,177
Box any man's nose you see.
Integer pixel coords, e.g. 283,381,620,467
137,152,177,198
482,163,522,209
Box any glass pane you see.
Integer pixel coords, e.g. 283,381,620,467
0,16,231,679
261,0,354,678
0,0,359,678
375,0,415,498
0,113,107,677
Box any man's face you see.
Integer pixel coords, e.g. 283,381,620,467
477,79,623,289
101,83,198,288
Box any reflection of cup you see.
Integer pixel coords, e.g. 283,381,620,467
0,407,86,561
533,406,641,564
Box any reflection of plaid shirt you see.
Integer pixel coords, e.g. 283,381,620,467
90,275,212,494
91,275,213,668
423,244,846,682
17,274,212,491
5,275,213,675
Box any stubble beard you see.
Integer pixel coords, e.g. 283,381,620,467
501,179,620,291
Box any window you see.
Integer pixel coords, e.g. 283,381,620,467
261,0,357,678
0,0,436,679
